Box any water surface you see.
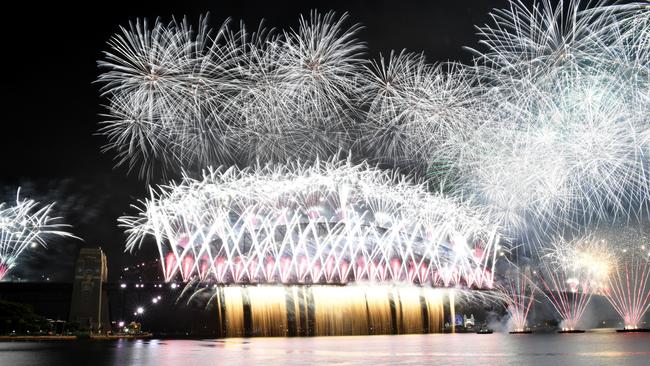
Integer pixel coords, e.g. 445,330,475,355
1,331,649,365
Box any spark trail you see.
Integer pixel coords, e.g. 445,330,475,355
121,157,499,287
0,190,74,280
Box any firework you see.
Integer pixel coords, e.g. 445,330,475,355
496,266,537,332
358,51,478,170
426,0,650,241
545,234,616,292
599,227,650,330
538,233,617,330
538,266,592,331
98,2,650,244
98,12,365,179
100,3,650,331
607,250,650,330
120,156,499,287
0,190,74,280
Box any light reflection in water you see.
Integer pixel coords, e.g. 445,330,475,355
2,333,650,366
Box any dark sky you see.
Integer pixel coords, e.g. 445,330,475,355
1,0,512,282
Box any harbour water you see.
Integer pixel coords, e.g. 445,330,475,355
1,331,649,365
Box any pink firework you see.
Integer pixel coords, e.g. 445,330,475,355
605,248,650,330
497,268,536,332
539,268,593,331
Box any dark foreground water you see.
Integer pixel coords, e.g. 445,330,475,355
1,331,650,366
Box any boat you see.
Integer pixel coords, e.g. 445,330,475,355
509,330,533,334
476,328,493,334
616,328,650,333
557,329,586,333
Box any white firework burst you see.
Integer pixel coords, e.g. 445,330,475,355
438,0,650,241
0,190,75,280
98,15,235,178
358,50,478,170
120,156,499,287
98,12,365,179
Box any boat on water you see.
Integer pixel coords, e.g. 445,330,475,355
476,328,493,334
616,328,650,333
509,330,533,334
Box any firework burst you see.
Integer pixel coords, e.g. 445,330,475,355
98,12,365,179
607,248,650,330
120,156,499,287
538,232,617,330
0,190,75,280
432,0,650,241
495,266,537,332
358,51,478,170
597,226,650,330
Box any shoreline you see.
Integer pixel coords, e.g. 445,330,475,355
0,335,77,341
0,333,153,341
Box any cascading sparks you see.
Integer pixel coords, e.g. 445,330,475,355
213,284,446,337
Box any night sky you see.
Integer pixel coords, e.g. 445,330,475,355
1,0,512,282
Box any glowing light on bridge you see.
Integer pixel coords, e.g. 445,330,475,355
121,158,499,288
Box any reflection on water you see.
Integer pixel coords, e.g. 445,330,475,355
1,332,649,366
